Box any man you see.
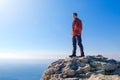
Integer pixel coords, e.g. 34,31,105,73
69,13,85,57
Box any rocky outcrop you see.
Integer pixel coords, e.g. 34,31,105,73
88,74,120,80
41,55,120,80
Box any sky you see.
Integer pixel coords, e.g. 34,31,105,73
0,0,120,60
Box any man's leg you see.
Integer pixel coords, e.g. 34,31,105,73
69,36,76,57
77,35,85,57
72,36,77,56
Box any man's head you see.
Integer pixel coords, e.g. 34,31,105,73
72,13,78,19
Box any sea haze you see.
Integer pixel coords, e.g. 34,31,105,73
0,59,55,80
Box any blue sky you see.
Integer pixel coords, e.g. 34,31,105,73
0,0,120,59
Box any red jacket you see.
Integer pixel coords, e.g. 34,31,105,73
72,18,82,36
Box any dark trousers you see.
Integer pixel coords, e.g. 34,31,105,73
72,35,84,56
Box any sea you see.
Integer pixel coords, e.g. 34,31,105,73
0,59,55,80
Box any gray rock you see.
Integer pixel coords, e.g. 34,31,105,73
85,72,93,78
88,74,120,80
54,63,65,74
77,62,86,67
102,62,117,71
63,68,75,77
77,57,88,63
41,55,120,80
45,68,55,75
90,61,104,70
76,67,83,74
95,70,105,74
82,64,90,73
90,61,118,72
113,68,120,74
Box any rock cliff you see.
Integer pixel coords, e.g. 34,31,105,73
41,55,120,80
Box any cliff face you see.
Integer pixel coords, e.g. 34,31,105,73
41,55,120,80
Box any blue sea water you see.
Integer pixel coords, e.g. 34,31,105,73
0,59,54,80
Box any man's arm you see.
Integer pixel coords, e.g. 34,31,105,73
76,19,82,34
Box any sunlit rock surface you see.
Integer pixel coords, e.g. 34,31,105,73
41,55,120,80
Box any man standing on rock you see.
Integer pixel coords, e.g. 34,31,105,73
69,13,85,57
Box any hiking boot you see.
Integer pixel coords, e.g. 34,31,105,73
69,55,76,58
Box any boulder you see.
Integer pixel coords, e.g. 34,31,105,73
41,55,120,80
